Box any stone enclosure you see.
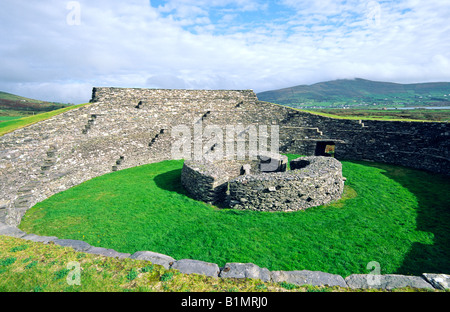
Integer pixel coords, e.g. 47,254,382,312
181,154,345,211
0,86,449,225
0,87,449,290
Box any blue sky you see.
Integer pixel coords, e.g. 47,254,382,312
0,0,449,103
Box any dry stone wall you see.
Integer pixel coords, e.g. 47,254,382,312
1,224,447,291
1,88,271,226
0,87,449,290
276,109,450,174
181,153,289,206
228,156,344,212
1,87,449,226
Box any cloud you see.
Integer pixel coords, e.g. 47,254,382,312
0,0,449,103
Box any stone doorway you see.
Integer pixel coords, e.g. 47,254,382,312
315,141,335,157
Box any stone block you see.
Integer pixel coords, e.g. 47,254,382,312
219,262,271,282
85,246,131,259
171,259,220,278
0,224,26,238
423,273,450,290
130,251,176,269
344,274,434,290
22,233,58,244
54,239,92,251
271,270,347,288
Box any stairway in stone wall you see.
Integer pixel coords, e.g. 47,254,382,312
0,89,289,226
82,114,97,134
40,145,58,174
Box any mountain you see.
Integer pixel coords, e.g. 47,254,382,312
0,91,70,116
257,78,450,109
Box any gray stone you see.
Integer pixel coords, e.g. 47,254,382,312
345,274,434,290
271,270,347,288
423,273,450,290
85,246,131,259
183,155,344,212
170,259,220,278
54,239,92,251
22,233,58,244
0,87,448,293
130,251,176,269
242,164,251,175
220,262,271,282
0,200,10,209
0,224,26,238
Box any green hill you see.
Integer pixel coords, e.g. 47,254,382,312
0,91,70,118
257,78,450,109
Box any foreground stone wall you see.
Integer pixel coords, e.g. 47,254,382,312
1,225,448,291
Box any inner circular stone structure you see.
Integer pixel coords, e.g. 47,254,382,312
181,154,345,212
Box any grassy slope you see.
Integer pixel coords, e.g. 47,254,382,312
0,91,70,117
0,103,90,136
306,108,450,122
0,236,283,292
3,236,434,293
0,91,49,103
19,156,450,278
260,101,445,122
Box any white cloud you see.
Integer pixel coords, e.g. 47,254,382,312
0,0,449,103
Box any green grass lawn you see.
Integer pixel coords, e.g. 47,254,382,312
19,155,450,278
306,108,450,122
0,116,24,122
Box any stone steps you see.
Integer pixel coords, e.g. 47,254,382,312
40,146,58,174
81,114,97,134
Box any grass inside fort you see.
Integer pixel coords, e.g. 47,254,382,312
19,155,450,277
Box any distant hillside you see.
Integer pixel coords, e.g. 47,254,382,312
257,78,450,109
0,91,70,117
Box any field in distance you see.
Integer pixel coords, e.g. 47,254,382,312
0,91,70,119
257,78,450,110
306,108,450,122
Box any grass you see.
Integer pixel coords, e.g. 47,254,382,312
260,101,448,122
0,116,24,122
0,236,339,292
19,155,450,278
0,235,440,292
0,103,90,136
306,108,450,122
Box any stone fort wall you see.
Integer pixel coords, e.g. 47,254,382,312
275,107,449,175
0,87,449,226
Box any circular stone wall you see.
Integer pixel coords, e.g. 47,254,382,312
229,156,345,212
181,155,345,212
180,153,287,204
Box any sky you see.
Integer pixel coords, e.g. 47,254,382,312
0,0,449,104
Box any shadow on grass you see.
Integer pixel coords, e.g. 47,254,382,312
153,168,189,196
363,162,450,275
153,167,231,210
